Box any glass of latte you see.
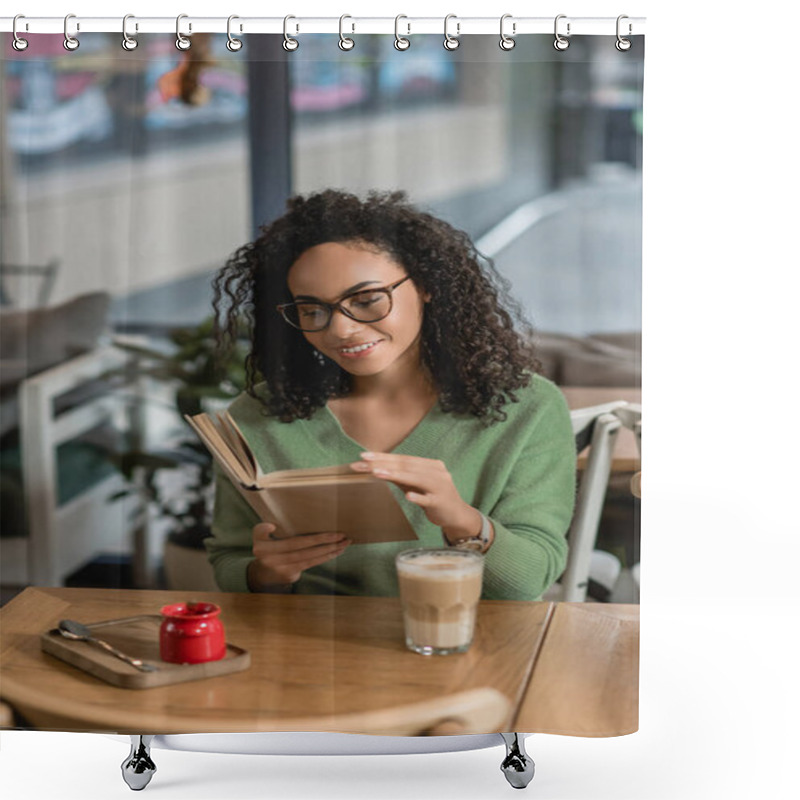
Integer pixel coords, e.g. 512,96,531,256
395,548,485,655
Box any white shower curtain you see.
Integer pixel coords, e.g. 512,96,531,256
0,15,642,750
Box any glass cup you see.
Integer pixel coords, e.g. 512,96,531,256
395,548,485,656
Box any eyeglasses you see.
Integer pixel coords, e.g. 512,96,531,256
277,276,412,332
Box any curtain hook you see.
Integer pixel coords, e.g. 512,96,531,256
12,15,29,52
283,15,299,51
339,14,355,50
227,15,243,52
443,14,460,51
121,14,138,51
615,15,632,51
64,13,80,51
394,15,410,51
499,14,516,51
554,14,570,51
175,14,191,51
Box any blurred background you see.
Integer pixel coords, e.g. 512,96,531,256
0,33,642,599
1,33,642,330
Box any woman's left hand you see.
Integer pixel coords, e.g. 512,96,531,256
350,452,482,541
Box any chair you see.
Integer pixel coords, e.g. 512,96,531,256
0,345,148,587
613,403,641,455
0,259,59,308
544,401,627,602
612,403,642,593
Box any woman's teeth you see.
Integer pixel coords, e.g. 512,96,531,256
341,341,378,354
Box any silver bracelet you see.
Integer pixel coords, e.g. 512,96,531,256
442,511,493,553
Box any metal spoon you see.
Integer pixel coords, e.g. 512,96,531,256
57,619,157,672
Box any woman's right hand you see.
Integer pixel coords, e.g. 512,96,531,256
247,523,351,592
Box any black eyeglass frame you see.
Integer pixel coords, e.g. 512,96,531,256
276,275,412,332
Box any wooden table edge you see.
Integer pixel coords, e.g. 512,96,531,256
0,675,518,736
517,724,639,738
509,603,639,736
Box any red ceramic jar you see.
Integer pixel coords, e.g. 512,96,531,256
159,602,226,664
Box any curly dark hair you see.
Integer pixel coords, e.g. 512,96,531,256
213,189,541,423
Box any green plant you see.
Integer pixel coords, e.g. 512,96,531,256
117,316,248,417
112,316,249,548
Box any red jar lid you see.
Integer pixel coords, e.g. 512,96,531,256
160,601,221,619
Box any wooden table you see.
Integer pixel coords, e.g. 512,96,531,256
561,386,641,472
0,588,638,737
515,602,639,736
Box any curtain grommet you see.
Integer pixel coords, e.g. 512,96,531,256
63,13,80,51
12,15,29,51
338,14,355,51
499,14,516,51
121,14,138,51
175,14,191,51
554,14,570,51
394,15,410,50
283,15,299,51
226,15,243,52
443,14,460,51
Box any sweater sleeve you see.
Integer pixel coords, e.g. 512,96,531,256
482,384,576,601
204,462,261,592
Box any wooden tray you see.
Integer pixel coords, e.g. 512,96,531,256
40,615,250,690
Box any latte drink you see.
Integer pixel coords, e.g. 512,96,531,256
396,548,484,655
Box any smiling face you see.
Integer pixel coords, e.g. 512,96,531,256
286,241,428,384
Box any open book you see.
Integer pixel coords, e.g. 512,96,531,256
185,411,418,545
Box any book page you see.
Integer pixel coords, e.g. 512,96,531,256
260,464,357,485
216,412,257,476
219,411,268,481
184,414,254,486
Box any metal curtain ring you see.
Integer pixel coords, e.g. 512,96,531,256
443,14,460,51
338,15,355,50
394,15,410,50
175,14,191,51
283,15,299,51
499,14,515,51
227,15,243,51
554,14,570,51
121,15,138,51
63,13,80,51
12,15,29,51
616,15,632,51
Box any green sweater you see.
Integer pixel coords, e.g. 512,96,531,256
206,374,575,601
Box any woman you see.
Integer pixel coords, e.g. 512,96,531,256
207,189,575,600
